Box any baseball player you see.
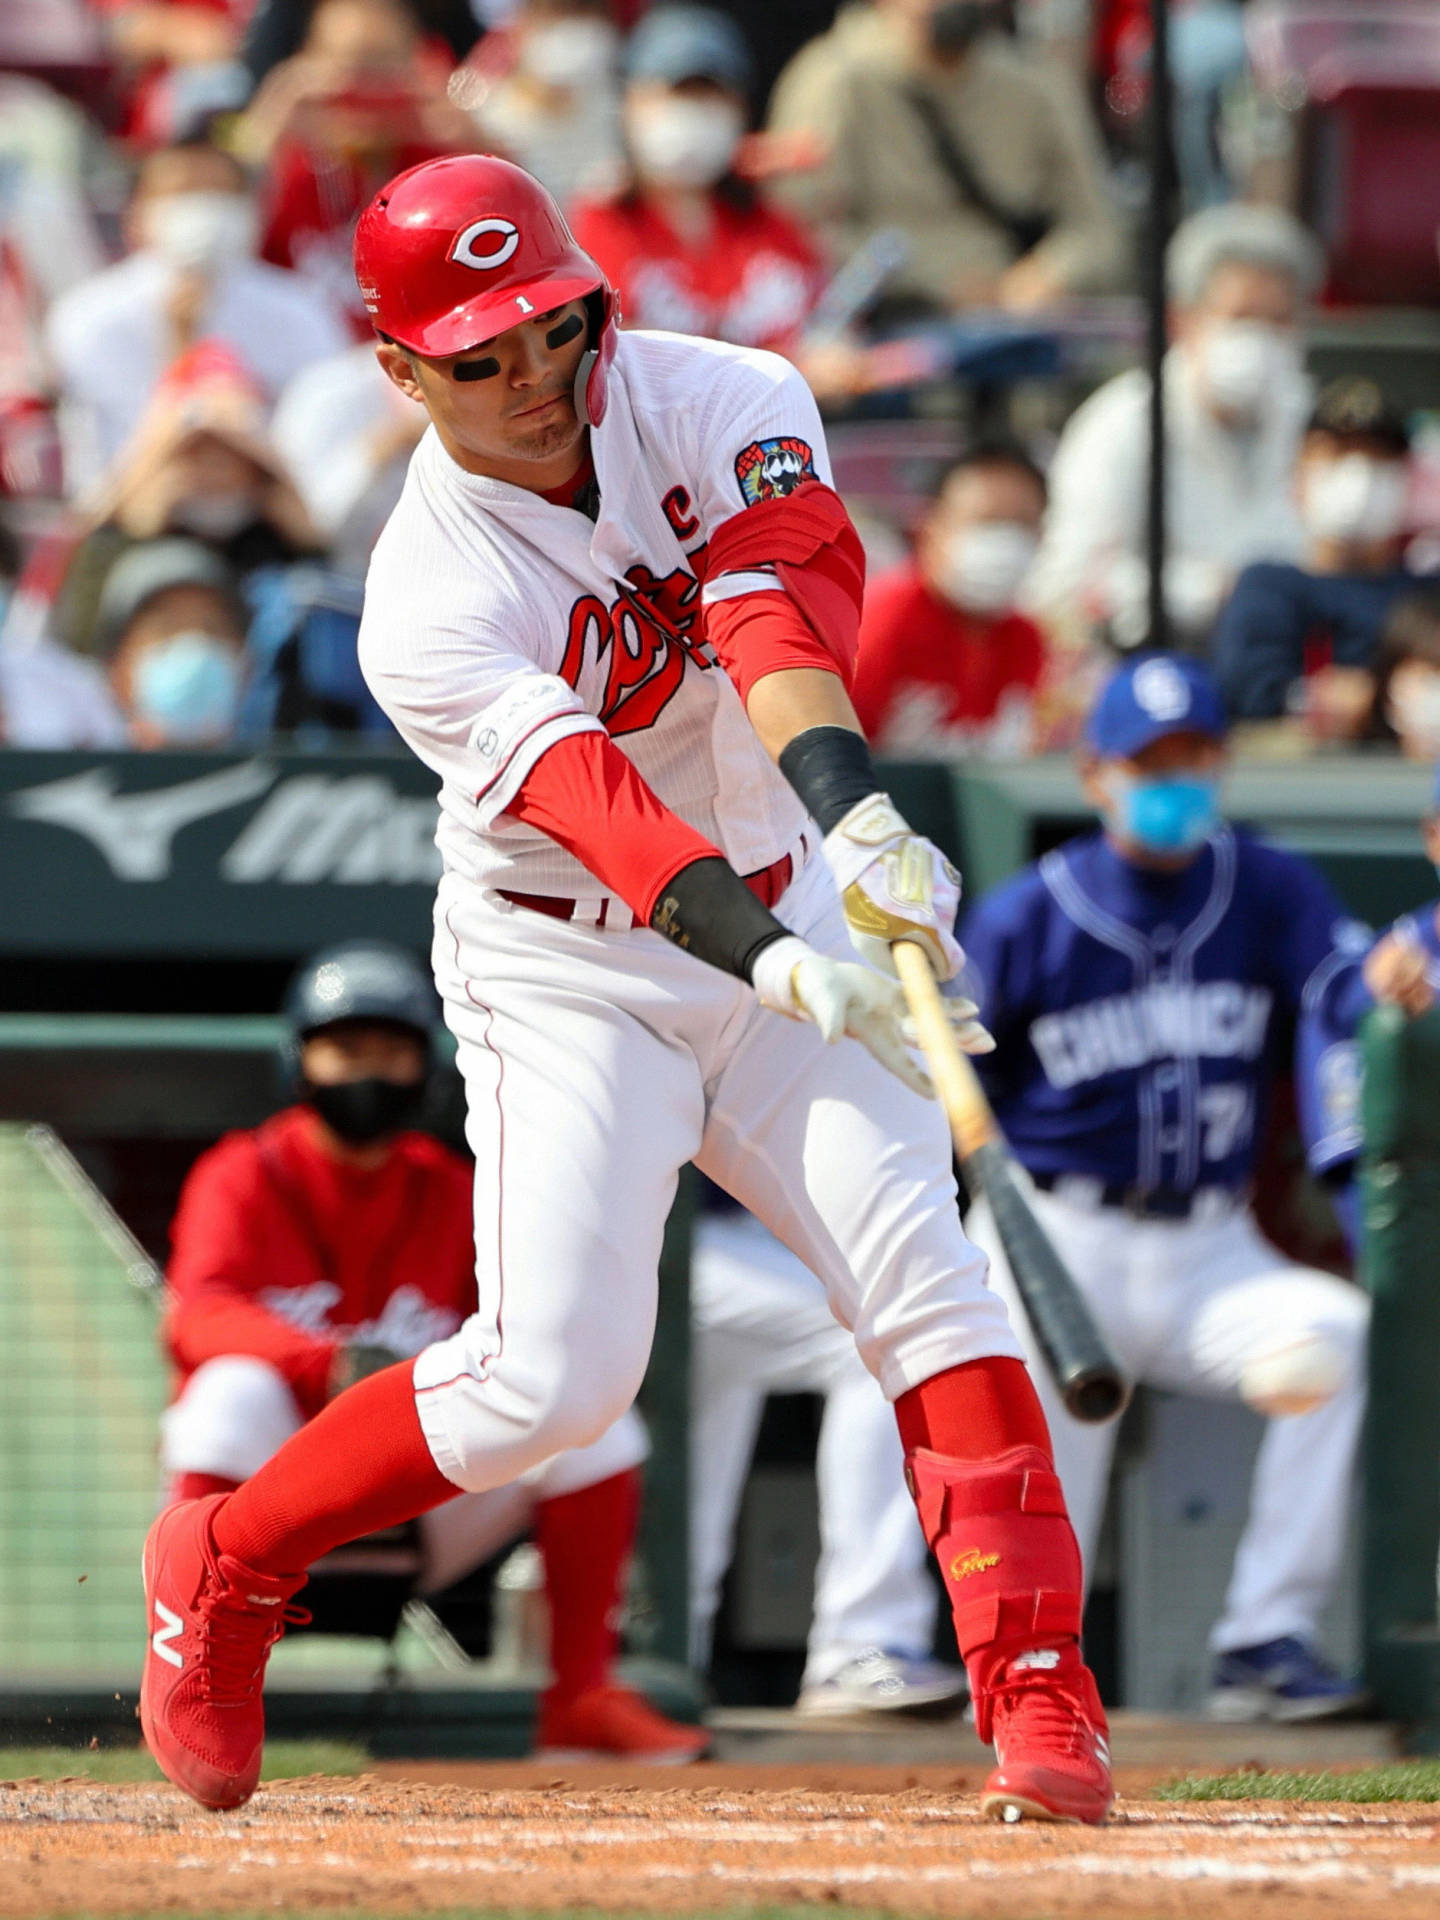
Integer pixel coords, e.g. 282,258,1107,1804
689,1195,963,1715
962,652,1371,1722
160,938,707,1762
139,153,1112,1826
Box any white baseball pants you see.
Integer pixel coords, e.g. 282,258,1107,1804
161,1354,649,1593
414,852,1021,1493
688,1209,937,1685
966,1187,1368,1654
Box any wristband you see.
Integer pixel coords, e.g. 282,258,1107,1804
777,726,880,834
650,856,790,983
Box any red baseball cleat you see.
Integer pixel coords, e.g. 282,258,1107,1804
978,1644,1113,1825
534,1684,712,1763
140,1494,309,1810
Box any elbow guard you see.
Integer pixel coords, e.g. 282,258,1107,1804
702,481,867,686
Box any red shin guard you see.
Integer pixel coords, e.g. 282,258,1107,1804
905,1444,1083,1743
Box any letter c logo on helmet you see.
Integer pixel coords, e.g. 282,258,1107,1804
450,217,521,272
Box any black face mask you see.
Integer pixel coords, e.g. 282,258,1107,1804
927,0,997,57
303,1077,425,1146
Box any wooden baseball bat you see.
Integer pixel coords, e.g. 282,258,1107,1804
893,940,1130,1425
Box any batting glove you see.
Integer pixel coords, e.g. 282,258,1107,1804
822,794,965,981
752,937,994,1095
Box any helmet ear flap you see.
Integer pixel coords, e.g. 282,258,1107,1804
575,287,617,427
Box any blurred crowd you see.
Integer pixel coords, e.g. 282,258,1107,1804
1,0,1439,756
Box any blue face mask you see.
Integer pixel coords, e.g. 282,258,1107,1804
132,631,243,744
1107,772,1219,854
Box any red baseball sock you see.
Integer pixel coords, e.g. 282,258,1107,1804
170,1472,239,1505
211,1364,457,1575
536,1466,641,1702
894,1356,1053,1462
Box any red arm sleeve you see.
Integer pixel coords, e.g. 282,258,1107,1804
506,729,724,923
703,589,845,707
164,1146,338,1406
700,481,867,700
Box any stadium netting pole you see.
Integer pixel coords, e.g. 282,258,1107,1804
1146,0,1175,651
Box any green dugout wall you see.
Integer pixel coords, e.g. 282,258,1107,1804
1360,1009,1440,1743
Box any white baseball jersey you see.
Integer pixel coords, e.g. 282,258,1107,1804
358,329,818,898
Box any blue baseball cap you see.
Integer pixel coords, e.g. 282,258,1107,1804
625,5,753,93
1085,653,1230,759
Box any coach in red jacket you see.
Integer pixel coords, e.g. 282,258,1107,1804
160,939,706,1761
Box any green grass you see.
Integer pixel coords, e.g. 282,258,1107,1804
0,1740,368,1784
1158,1759,1440,1803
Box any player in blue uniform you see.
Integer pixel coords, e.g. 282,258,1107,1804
962,653,1371,1721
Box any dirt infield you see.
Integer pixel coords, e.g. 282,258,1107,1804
3,1771,1440,1919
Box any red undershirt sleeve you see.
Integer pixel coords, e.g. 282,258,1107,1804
506,729,724,924
703,589,846,707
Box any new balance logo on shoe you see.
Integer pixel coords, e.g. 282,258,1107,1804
1012,1648,1061,1671
151,1600,184,1668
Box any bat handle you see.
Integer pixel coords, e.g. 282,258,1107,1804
892,939,999,1159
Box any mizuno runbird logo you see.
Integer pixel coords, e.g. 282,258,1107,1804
151,1599,184,1668
949,1549,1000,1581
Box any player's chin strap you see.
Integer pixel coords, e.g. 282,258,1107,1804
906,1444,1084,1744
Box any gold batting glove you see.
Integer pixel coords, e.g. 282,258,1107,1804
822,793,965,981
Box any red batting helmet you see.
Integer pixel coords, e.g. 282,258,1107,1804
353,154,619,421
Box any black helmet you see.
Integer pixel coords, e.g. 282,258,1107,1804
280,940,438,1090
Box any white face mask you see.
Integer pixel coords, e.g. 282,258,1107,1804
169,491,259,540
143,191,260,274
626,97,745,190
1301,453,1409,544
1387,672,1440,758
521,17,620,88
1194,319,1302,422
933,521,1038,614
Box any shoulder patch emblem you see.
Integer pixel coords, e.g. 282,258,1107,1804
735,435,816,507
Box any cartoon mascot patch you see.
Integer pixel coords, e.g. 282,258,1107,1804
734,435,817,507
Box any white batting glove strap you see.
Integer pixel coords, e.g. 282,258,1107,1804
822,793,965,983
750,936,933,1097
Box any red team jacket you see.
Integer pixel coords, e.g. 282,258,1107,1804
570,192,824,354
851,562,1047,754
165,1106,476,1419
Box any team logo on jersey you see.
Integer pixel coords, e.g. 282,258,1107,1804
450,218,521,271
558,563,709,736
734,436,816,507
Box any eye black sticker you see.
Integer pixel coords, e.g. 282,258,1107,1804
453,356,501,382
545,312,586,350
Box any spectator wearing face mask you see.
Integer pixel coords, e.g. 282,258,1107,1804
767,0,1125,316
1214,380,1424,737
1028,204,1324,645
240,0,476,332
1363,589,1440,762
55,343,324,656
569,6,825,354
457,0,626,209
850,443,1049,758
96,538,251,748
45,139,349,490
